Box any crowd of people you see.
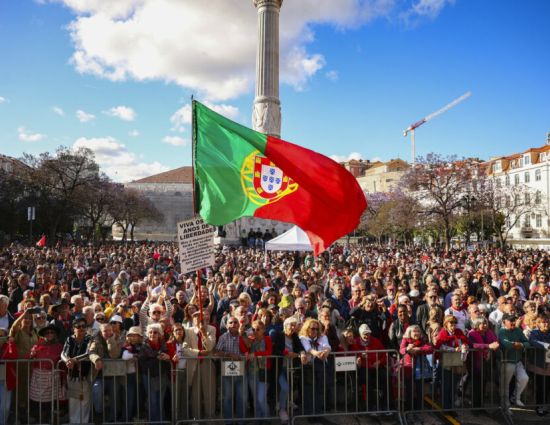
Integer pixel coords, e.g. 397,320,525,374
0,240,550,424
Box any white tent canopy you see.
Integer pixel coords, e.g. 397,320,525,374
265,225,312,252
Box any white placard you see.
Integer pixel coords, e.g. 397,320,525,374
177,217,216,274
223,360,244,377
335,356,357,372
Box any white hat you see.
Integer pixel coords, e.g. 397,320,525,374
109,315,123,324
359,324,372,335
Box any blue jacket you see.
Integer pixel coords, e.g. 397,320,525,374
528,329,550,369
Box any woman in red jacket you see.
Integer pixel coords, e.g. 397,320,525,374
240,320,272,417
400,325,433,410
435,315,469,411
0,329,17,425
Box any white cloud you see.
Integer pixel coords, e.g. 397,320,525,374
51,0,400,101
76,109,95,122
51,106,65,116
325,70,338,81
0,96,6,104
104,105,136,121
128,129,140,137
330,152,364,162
170,101,239,132
162,135,186,146
170,104,191,132
18,126,46,142
401,0,455,24
73,136,169,182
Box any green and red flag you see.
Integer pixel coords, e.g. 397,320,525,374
192,100,366,255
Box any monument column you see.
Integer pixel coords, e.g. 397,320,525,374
252,0,283,138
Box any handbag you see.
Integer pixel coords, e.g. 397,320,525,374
441,351,464,369
414,355,433,380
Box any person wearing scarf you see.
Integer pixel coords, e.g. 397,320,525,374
399,325,433,411
28,324,64,422
299,318,331,418
467,317,499,410
444,292,469,332
240,319,272,418
137,323,171,423
435,315,469,411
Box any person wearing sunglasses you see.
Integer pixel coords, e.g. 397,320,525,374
61,315,93,424
299,318,331,418
240,319,272,418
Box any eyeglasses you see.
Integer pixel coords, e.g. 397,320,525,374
74,325,85,329
151,311,162,315
96,317,105,322
148,330,160,334
309,327,319,331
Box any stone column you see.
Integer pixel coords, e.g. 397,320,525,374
252,0,283,138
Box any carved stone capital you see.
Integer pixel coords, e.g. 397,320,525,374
252,98,281,137
253,0,283,10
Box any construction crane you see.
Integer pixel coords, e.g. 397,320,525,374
404,91,471,164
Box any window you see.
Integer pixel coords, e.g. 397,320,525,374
505,175,510,186
506,217,511,228
536,214,542,227
514,194,520,206
515,217,520,228
525,215,531,227
536,191,541,204
505,196,511,207
535,169,541,181
514,174,520,185
525,193,530,205
524,172,530,183
496,178,502,188
524,155,530,165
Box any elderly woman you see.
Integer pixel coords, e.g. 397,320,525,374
528,315,550,416
138,323,171,422
400,325,433,410
467,317,499,408
435,315,469,410
272,316,306,422
299,318,331,416
240,320,272,418
28,324,64,422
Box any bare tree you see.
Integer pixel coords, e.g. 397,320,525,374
21,146,100,242
402,154,476,250
474,176,544,248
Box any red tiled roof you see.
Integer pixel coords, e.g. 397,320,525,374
132,166,193,184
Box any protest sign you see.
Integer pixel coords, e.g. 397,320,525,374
177,217,216,274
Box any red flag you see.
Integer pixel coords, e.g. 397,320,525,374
36,235,46,247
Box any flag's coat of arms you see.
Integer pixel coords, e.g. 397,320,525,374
240,151,298,206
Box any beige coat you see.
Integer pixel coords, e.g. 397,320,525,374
182,325,216,382
88,335,123,380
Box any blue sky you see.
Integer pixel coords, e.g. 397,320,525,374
0,0,549,182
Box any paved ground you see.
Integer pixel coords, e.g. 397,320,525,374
291,408,549,425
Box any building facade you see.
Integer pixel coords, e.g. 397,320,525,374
356,159,410,193
485,137,550,246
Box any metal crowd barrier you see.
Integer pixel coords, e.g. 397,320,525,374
289,349,403,425
400,347,503,421
0,358,56,425
2,348,548,425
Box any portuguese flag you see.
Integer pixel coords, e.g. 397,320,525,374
193,100,367,255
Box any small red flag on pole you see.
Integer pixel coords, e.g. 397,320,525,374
36,235,46,247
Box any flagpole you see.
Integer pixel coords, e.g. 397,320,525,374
190,95,204,322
